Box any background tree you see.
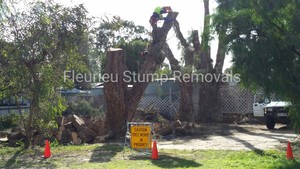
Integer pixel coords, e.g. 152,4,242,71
0,1,91,148
91,15,149,77
170,0,228,122
213,0,300,129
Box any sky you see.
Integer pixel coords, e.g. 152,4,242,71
53,0,232,71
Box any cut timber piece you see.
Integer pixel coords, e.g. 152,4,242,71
59,116,65,131
71,132,78,140
73,137,82,145
69,115,85,129
157,120,182,136
60,130,72,145
77,126,97,143
71,132,82,145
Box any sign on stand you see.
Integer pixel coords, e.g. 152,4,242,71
130,125,152,149
123,122,155,159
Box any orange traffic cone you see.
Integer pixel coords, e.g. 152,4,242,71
43,140,51,158
151,141,159,160
286,141,294,160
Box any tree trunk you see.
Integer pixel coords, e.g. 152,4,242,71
197,4,227,122
25,77,40,148
197,0,219,123
214,28,227,74
178,82,194,121
126,12,179,122
103,13,178,138
104,48,127,137
172,20,197,122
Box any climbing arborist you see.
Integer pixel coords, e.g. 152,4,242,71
149,6,173,27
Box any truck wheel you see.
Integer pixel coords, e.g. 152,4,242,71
266,116,275,129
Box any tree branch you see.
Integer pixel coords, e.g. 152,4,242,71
173,20,189,48
126,12,178,121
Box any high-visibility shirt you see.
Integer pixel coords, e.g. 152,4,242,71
154,7,163,19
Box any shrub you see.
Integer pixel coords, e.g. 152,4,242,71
0,113,21,131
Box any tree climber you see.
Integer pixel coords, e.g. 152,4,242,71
149,6,173,27
142,6,173,57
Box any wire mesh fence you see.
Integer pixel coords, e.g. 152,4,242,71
0,83,256,118
137,92,180,120
219,84,254,114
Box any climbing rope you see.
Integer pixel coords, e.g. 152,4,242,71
166,33,176,41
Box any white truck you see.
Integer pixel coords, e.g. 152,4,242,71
253,99,290,129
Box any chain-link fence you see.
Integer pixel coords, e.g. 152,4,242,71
63,83,255,118
219,84,254,114
0,81,256,119
138,91,180,120
63,91,181,120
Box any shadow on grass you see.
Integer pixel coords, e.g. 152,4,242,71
89,144,123,163
129,154,202,168
151,155,201,168
251,149,283,159
3,149,24,168
2,148,56,169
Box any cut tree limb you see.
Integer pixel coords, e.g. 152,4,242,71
69,115,85,130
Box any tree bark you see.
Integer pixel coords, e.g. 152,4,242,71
104,48,127,137
25,73,40,148
125,12,179,122
214,28,227,74
172,20,195,122
197,0,219,123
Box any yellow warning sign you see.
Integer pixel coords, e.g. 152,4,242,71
131,125,152,149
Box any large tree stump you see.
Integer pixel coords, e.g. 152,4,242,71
104,48,127,137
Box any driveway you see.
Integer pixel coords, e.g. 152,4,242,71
158,123,298,150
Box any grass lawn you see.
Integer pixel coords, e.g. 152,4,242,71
0,143,299,169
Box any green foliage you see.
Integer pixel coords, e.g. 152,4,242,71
67,99,105,118
118,39,148,83
0,0,91,146
155,63,172,78
213,0,300,130
289,104,300,133
0,114,21,131
92,15,149,78
50,138,59,147
93,15,148,53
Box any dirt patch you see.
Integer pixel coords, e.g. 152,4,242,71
157,123,298,150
